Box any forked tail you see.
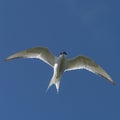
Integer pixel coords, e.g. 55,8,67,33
46,76,61,93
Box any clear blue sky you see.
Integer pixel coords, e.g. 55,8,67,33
0,0,120,120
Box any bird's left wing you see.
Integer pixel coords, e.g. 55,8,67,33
65,56,115,85
5,46,56,67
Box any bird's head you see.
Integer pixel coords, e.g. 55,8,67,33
60,51,67,56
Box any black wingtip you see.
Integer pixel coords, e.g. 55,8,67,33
4,58,9,62
112,81,116,86
4,57,13,61
4,56,22,62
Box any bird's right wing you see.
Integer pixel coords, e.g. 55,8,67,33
5,46,56,67
65,56,115,85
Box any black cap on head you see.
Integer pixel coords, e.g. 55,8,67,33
60,51,67,55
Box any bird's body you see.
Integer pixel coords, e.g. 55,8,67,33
47,53,67,92
5,46,115,93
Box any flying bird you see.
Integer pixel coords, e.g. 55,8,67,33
5,46,115,93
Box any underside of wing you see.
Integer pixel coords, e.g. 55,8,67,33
5,46,56,67
65,56,115,85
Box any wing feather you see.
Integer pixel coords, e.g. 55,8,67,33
65,56,115,85
5,46,56,67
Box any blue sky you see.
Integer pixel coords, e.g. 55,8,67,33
0,0,120,120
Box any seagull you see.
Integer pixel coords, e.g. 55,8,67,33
5,46,115,93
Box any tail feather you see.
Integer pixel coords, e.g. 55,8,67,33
47,77,60,93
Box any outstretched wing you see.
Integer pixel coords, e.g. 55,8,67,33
65,56,115,85
5,46,56,67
